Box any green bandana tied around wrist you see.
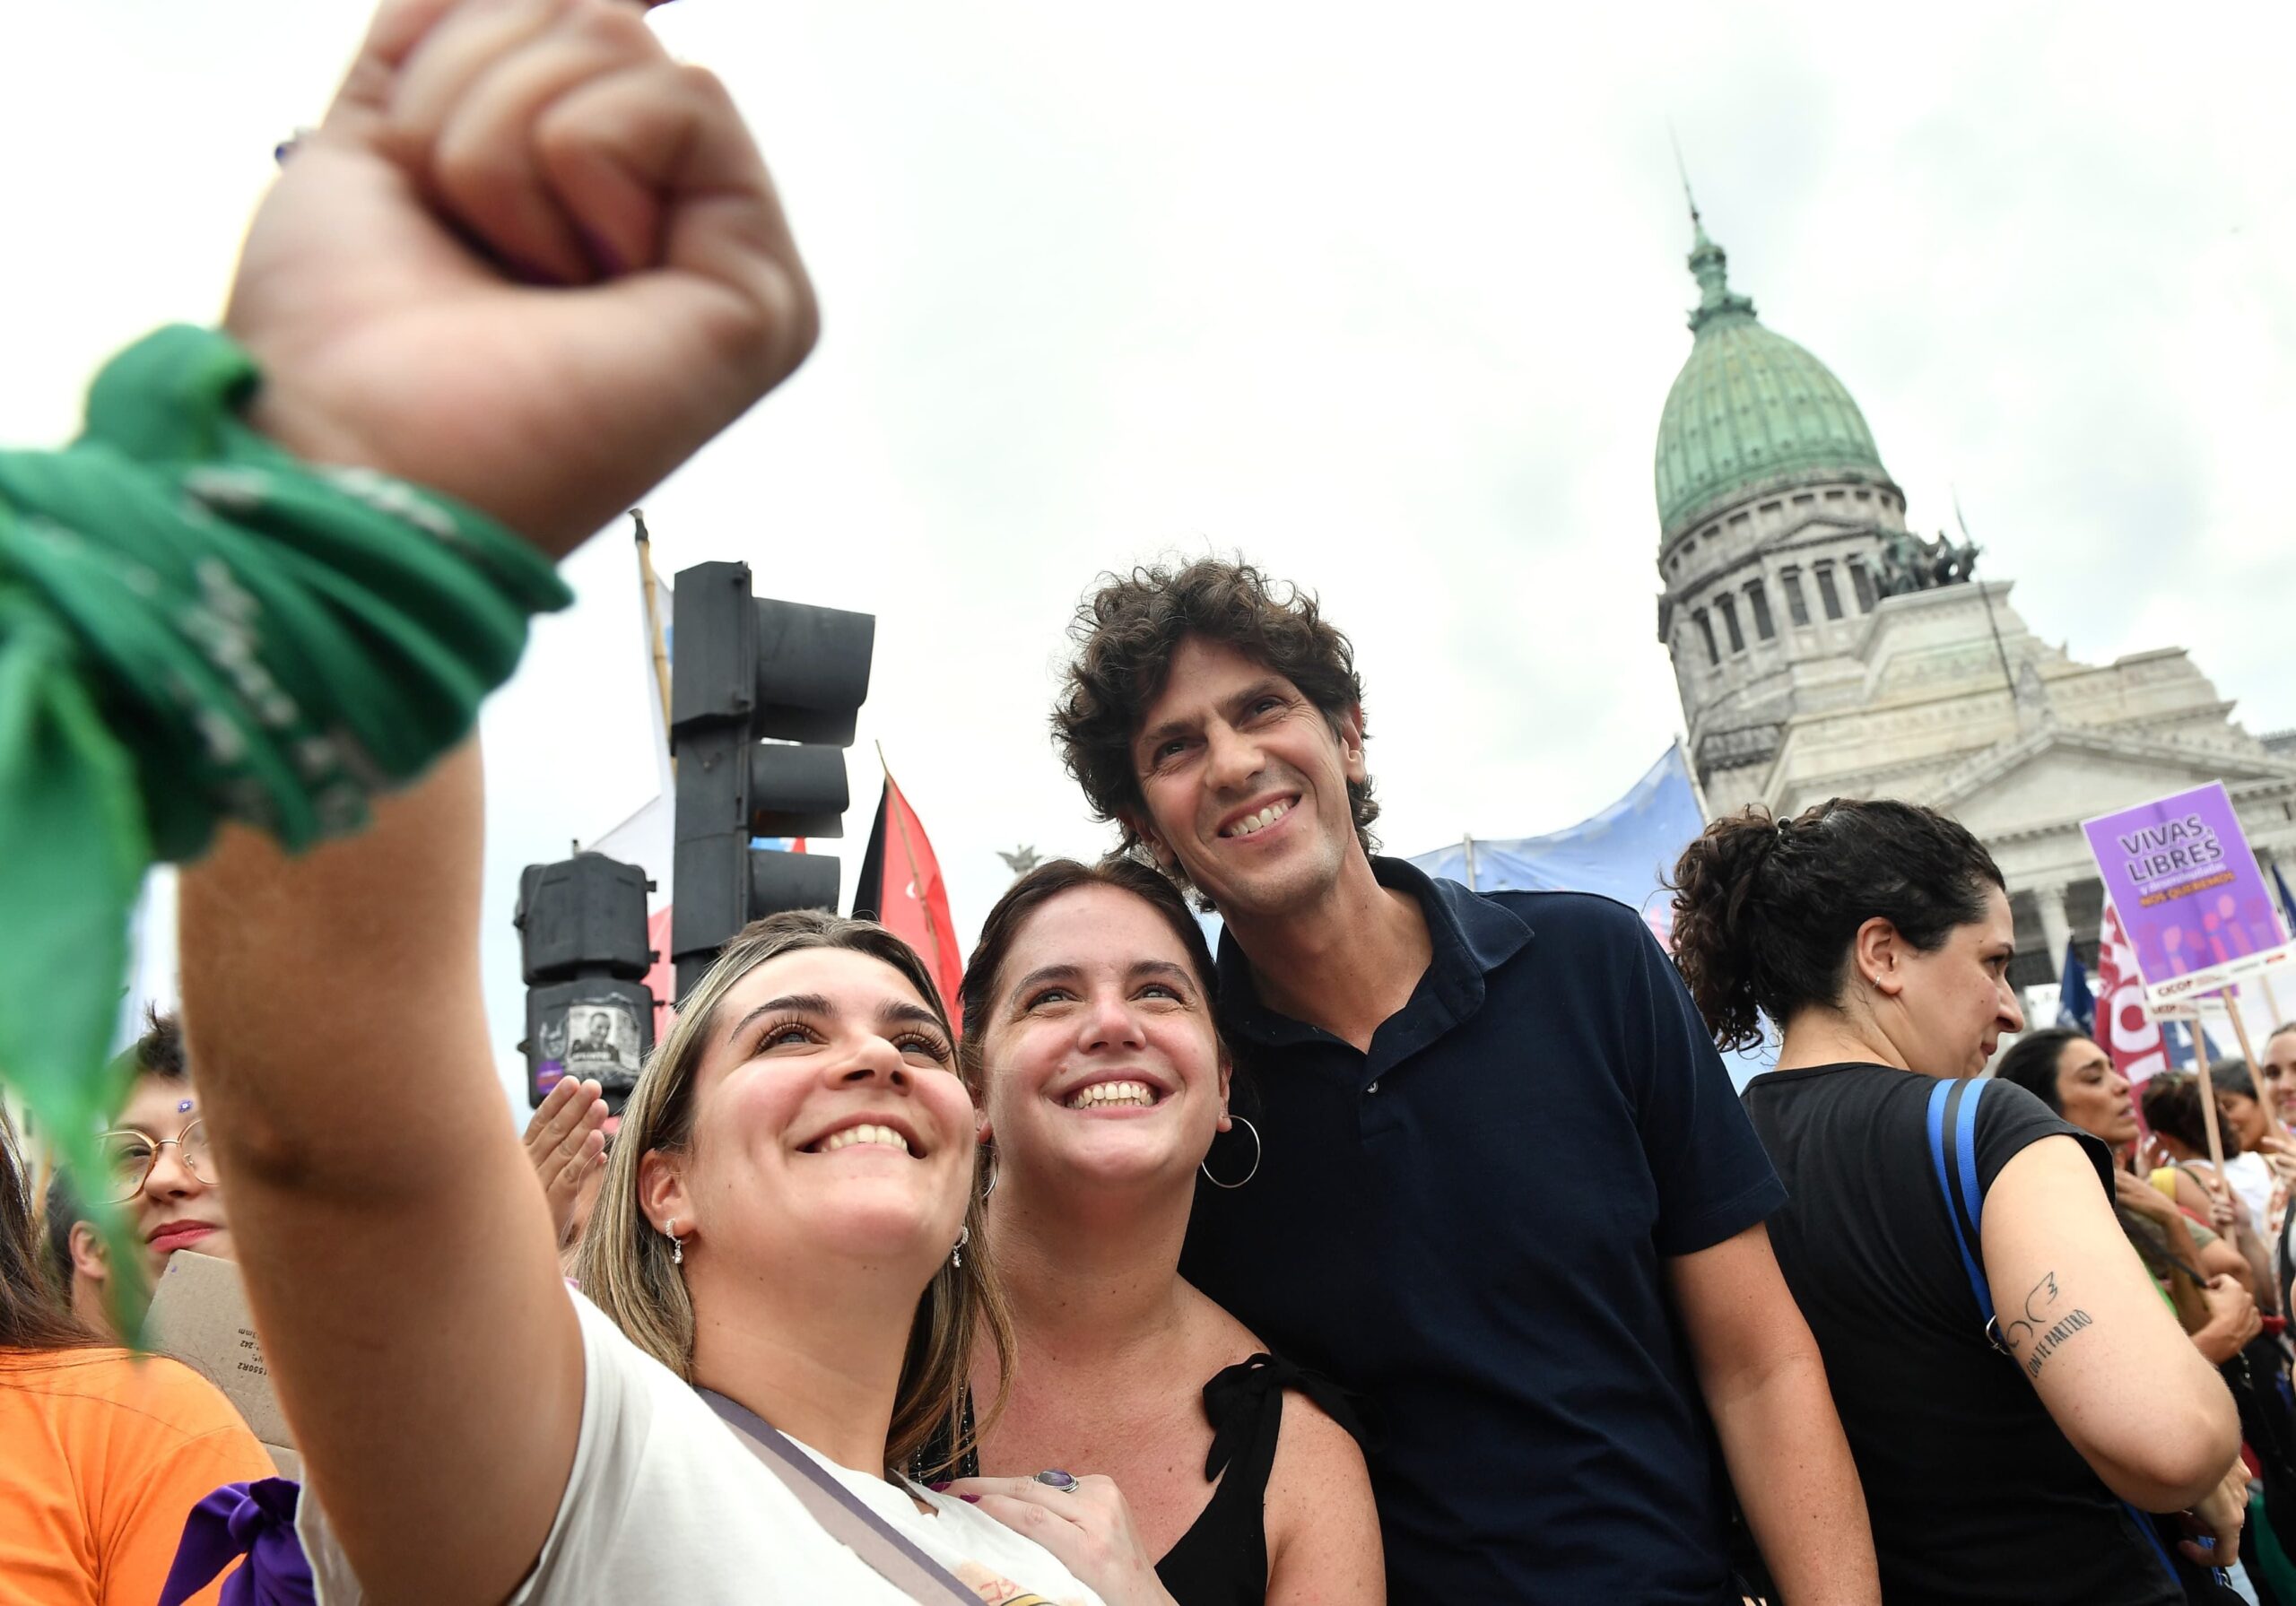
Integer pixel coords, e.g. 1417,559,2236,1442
0,326,570,1319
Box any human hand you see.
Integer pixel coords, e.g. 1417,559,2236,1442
523,1075,609,1249
224,0,816,555
2205,1177,2240,1234
942,1474,1178,1606
2195,1275,2263,1365
2113,1166,2179,1226
2179,1456,2250,1567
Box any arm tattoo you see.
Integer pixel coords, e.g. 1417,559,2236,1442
2000,1271,2095,1379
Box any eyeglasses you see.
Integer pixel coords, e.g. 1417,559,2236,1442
95,1120,213,1202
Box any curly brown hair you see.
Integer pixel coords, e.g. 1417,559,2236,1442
1053,560,1378,893
1666,798,2004,1052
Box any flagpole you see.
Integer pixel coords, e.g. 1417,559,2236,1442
876,742,953,1000
2220,990,2272,1123
632,509,674,761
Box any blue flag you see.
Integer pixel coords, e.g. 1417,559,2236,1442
2057,940,2095,1036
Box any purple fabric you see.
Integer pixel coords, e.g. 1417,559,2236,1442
160,1478,315,1606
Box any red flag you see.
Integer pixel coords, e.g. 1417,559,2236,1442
643,904,676,1038
2096,900,2170,1084
854,775,963,1029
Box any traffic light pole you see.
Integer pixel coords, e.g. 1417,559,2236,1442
669,560,874,1002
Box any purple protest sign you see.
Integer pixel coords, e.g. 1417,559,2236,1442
2083,781,2296,1005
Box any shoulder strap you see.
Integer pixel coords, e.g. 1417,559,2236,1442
1926,1077,1996,1337
1923,1081,2198,1592
696,1388,982,1605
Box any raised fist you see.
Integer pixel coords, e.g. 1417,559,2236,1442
225,0,816,553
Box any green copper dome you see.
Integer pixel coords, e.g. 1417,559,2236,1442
1654,221,1890,537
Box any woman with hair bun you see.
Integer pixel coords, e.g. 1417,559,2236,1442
1671,799,2245,1606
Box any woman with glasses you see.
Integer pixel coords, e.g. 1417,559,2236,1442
51,1009,235,1337
1,1108,274,1604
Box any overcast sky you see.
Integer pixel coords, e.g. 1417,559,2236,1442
10,2,2293,1116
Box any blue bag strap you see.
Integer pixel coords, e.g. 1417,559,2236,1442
1924,1076,2199,1591
1926,1078,1993,1327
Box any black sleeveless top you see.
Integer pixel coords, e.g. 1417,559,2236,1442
924,1352,1364,1606
1156,1353,1363,1606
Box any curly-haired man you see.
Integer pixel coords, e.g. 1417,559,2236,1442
1055,558,1877,1603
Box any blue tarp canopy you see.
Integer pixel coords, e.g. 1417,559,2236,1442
1409,743,1776,1084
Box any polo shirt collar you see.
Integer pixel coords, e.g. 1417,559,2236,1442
1214,855,1536,1055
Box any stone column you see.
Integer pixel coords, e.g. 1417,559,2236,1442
2031,881,2073,976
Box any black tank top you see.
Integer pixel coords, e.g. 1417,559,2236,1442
921,1352,1364,1606
1155,1353,1363,1606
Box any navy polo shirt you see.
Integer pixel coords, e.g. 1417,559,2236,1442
1178,857,1787,1603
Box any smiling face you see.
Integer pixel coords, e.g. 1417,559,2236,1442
2220,1090,2269,1150
2052,1036,2138,1145
109,1072,233,1281
1880,883,2025,1079
640,947,975,1283
2264,1028,2296,1123
1128,635,1367,922
974,884,1229,1197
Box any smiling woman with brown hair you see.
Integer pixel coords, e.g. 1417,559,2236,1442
944,856,1382,1606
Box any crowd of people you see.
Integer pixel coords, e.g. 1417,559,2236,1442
7,2,2296,1602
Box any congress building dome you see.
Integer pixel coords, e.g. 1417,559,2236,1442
1653,220,1894,541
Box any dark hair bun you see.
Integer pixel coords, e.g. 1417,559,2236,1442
1667,799,2005,1051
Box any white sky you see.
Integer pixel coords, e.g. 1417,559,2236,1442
10,2,2294,1116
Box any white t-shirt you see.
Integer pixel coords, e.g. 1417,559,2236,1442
2224,1150,2276,1237
298,1291,1105,1606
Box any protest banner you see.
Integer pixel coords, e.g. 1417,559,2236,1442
2094,901,2170,1084
2083,782,2296,1007
2084,782,2296,1176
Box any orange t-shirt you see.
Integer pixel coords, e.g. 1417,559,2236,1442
0,1348,275,1605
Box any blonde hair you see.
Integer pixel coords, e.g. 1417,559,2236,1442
573,910,1013,1477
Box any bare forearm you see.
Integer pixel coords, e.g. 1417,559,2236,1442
2235,1228,2276,1311
180,741,500,1194
2156,1221,2216,1332
1707,1351,1881,1606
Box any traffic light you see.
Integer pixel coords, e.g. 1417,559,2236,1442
516,853,657,1113
671,560,875,1001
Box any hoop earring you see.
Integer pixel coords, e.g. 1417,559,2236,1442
952,1224,970,1270
665,1218,684,1266
980,1146,999,1201
1201,1116,1262,1190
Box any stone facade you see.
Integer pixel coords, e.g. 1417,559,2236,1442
1652,220,2296,987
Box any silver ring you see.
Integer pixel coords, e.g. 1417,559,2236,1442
1033,1469,1080,1493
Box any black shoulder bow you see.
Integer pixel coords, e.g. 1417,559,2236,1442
1198,1352,1372,1480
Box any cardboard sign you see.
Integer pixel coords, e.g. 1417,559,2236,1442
2083,781,2296,1006
146,1249,300,1479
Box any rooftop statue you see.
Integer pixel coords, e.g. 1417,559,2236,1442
1877,529,1980,598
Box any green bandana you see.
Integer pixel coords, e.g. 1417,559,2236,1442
0,326,570,1320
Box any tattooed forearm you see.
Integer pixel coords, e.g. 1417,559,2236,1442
2000,1270,2095,1379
